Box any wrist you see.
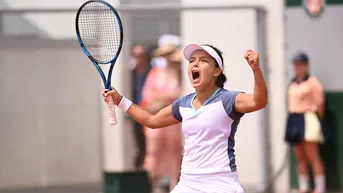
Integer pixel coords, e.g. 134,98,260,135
117,95,123,105
118,96,133,113
252,66,262,75
252,65,261,70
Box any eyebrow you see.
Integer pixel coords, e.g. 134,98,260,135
189,56,210,60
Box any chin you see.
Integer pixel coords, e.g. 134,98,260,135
191,82,204,90
191,84,200,89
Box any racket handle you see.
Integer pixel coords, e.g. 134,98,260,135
107,97,117,125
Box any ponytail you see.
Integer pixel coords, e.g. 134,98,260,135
215,73,227,88
202,44,227,88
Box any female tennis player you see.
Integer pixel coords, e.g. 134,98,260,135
103,44,268,193
285,52,326,193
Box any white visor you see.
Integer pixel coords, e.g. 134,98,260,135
183,44,223,69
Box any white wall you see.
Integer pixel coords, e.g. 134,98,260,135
181,0,287,192
0,40,102,189
1,0,119,39
286,6,343,92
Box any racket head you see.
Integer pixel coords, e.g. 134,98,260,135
75,0,124,65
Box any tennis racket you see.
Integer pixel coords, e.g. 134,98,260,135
75,0,123,125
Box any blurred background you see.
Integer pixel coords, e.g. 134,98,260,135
0,0,342,193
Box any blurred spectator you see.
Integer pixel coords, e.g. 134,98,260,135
131,45,151,169
284,52,326,193
140,41,183,192
157,34,181,48
151,34,181,69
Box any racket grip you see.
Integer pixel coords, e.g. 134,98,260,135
107,97,117,125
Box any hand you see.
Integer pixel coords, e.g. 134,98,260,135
102,88,122,105
244,49,260,70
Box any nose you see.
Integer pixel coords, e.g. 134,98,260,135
192,60,199,68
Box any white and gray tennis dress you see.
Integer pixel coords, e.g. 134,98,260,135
170,88,245,193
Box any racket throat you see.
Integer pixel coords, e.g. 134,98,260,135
105,81,112,91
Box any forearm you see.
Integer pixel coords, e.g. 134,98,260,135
252,68,268,107
317,103,325,120
126,103,155,127
106,88,175,128
316,93,325,119
118,96,177,129
314,92,325,119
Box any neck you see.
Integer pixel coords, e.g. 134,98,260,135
296,74,307,82
195,86,220,104
135,65,146,74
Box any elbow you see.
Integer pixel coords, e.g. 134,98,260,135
142,118,153,129
260,100,268,109
143,116,159,129
145,123,158,129
254,97,268,110
260,97,268,108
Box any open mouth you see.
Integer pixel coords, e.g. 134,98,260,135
192,70,200,81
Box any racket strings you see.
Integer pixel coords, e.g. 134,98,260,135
78,2,121,63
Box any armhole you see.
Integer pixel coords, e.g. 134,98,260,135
230,92,245,120
222,91,245,121
172,98,182,122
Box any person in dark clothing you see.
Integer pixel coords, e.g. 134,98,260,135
131,45,151,169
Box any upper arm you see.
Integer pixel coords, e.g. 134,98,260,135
234,93,266,113
146,97,182,128
309,76,324,105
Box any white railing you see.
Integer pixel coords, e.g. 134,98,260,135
0,4,266,13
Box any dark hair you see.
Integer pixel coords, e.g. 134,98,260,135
291,52,310,84
202,44,227,88
292,52,309,65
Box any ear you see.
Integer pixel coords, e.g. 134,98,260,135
214,68,222,77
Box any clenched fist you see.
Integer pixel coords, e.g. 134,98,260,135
244,49,260,70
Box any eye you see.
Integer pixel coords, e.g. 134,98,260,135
189,59,195,63
200,59,208,63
